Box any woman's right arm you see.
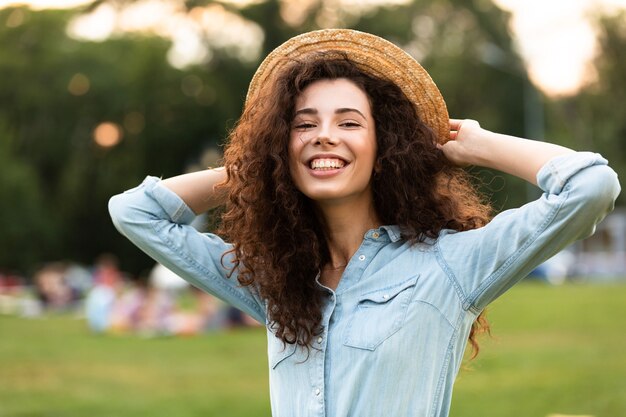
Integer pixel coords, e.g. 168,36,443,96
160,167,228,214
108,170,267,324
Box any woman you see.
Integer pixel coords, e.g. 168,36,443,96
109,30,620,417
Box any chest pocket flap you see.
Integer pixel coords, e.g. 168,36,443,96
268,334,297,369
344,274,420,351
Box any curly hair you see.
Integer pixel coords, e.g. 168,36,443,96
219,54,492,356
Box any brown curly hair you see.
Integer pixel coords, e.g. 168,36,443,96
219,54,492,356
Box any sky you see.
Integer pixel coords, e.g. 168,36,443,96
493,0,626,95
2,0,626,96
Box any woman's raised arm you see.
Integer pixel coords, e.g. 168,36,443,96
108,169,266,323
439,119,574,184
160,167,228,214
435,119,620,311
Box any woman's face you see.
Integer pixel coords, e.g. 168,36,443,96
288,78,377,206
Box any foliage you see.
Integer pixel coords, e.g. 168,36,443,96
550,11,626,204
0,120,51,270
0,7,247,273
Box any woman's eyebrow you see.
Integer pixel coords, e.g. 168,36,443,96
335,108,366,119
294,108,317,117
294,107,366,119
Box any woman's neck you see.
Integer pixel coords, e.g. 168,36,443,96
316,197,381,269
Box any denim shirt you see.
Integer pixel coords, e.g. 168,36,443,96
109,152,619,417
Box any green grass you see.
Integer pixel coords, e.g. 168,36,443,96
452,282,626,417
1,282,625,417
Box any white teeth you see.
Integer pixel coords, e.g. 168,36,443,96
310,158,346,170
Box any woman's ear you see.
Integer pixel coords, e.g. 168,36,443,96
374,158,382,175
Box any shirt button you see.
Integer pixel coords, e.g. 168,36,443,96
382,294,389,300
315,388,321,396
317,336,323,344
372,232,380,239
358,255,366,261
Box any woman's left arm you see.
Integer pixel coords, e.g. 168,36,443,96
439,119,574,185
436,119,621,312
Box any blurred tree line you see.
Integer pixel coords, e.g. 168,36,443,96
0,1,623,276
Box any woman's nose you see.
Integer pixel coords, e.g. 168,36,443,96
314,125,337,146
315,135,336,146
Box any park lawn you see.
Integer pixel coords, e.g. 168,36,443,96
1,282,625,417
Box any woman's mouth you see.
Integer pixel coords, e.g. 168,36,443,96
309,158,347,171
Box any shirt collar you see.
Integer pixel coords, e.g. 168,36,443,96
380,225,402,242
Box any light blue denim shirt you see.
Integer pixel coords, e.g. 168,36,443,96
109,152,619,417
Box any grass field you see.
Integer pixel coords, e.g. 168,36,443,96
1,282,625,417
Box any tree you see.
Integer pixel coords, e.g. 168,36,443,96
551,11,626,204
0,120,51,271
0,7,249,273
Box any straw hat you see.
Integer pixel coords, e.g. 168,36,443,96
246,28,449,143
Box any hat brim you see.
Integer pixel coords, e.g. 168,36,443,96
246,29,449,143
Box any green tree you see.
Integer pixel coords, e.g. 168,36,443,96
551,11,626,204
0,120,51,271
0,7,249,273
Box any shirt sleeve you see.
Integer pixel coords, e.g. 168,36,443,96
108,176,267,324
436,152,621,313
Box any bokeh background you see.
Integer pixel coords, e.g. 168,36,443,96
1,1,625,416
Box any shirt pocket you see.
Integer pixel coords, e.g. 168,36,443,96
343,274,420,351
268,333,297,369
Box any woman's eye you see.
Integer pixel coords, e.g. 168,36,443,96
340,121,361,128
294,123,315,130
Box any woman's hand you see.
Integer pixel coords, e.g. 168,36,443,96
438,118,574,185
437,119,485,167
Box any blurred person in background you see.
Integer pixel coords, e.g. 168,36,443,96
108,274,150,334
0,270,27,315
85,254,124,333
33,262,77,311
108,30,620,417
91,254,123,287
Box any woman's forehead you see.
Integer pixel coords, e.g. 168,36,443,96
295,78,371,115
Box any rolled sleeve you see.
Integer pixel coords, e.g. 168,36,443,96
436,151,620,313
108,177,267,323
150,177,197,225
538,152,612,194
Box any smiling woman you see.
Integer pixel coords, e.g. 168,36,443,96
108,29,620,417
218,53,493,327
288,79,378,206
